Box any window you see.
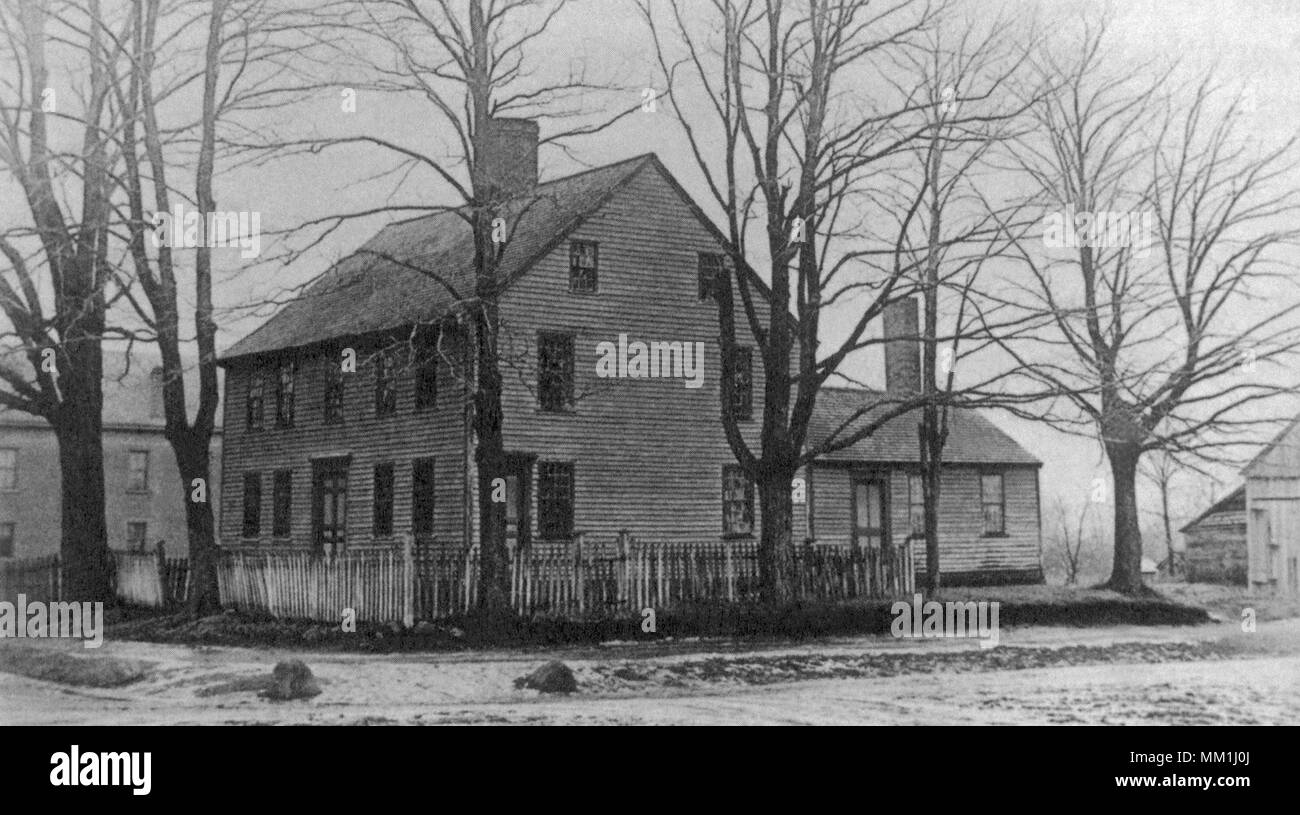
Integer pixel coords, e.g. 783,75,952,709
149,367,165,420
980,472,1005,535
242,473,262,538
275,359,296,428
374,351,396,417
272,470,293,538
127,521,148,552
730,347,753,421
698,253,724,301
907,474,925,537
415,355,437,410
373,463,395,537
569,240,598,293
412,457,436,539
537,332,574,412
722,465,754,536
246,368,265,430
127,450,150,492
537,461,574,540
323,356,345,424
0,523,13,557
0,448,16,490
311,458,348,553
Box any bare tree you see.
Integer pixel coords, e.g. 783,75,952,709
0,0,126,601
1046,497,1103,586
248,0,633,614
996,18,1300,594
642,0,1046,601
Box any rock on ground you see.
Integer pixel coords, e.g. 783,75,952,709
515,660,578,694
262,659,322,701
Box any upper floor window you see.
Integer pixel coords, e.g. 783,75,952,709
246,369,265,430
374,351,396,417
127,521,148,552
699,253,725,301
323,356,345,425
415,354,437,410
730,346,753,421
569,240,598,293
127,450,150,492
537,461,574,541
722,465,754,537
275,359,296,428
0,448,16,490
538,331,574,412
980,472,1005,536
0,522,14,557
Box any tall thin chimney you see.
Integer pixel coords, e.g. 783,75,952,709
481,118,539,200
882,296,921,394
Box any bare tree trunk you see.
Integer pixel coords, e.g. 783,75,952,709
1106,444,1145,593
176,436,218,613
55,401,111,603
757,470,795,605
472,302,510,613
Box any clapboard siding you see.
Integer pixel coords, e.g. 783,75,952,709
496,162,771,541
808,464,1041,578
1245,476,1300,593
219,332,470,548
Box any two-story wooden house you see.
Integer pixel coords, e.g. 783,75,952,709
217,121,1043,585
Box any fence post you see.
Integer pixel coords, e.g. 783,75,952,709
402,533,415,628
573,532,585,616
155,540,167,607
617,530,630,611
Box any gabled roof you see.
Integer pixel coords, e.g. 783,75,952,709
1179,485,1246,533
1241,415,1300,478
808,387,1040,466
223,154,661,360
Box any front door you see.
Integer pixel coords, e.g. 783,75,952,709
312,457,349,555
503,453,533,551
852,477,887,550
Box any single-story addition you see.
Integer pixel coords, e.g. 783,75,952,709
1179,486,1247,586
215,118,1043,585
1239,419,1300,595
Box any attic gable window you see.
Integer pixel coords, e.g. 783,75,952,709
730,346,753,421
698,253,725,301
246,368,265,430
275,359,296,428
537,331,574,412
569,240,598,294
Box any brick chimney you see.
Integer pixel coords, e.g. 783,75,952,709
882,296,921,394
480,118,539,200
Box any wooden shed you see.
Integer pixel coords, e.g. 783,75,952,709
1240,420,1300,595
1179,486,1247,585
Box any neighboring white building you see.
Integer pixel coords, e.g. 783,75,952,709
1240,419,1300,595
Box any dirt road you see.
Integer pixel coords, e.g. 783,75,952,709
2,619,1296,725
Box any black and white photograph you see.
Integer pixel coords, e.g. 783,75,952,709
0,0,1295,752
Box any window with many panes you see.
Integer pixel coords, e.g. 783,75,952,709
323,357,345,424
374,351,396,417
537,332,574,412
411,458,435,539
730,347,753,421
127,521,148,552
246,369,264,430
698,253,724,301
569,240,598,293
537,461,574,541
275,359,296,428
722,465,754,537
242,473,262,538
372,463,394,537
127,450,150,492
415,354,437,410
907,474,926,537
0,522,13,557
0,448,16,490
272,470,292,538
980,472,1005,535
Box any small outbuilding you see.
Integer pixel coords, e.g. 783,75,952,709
1179,486,1247,586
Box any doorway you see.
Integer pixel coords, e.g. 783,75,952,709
851,476,888,550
